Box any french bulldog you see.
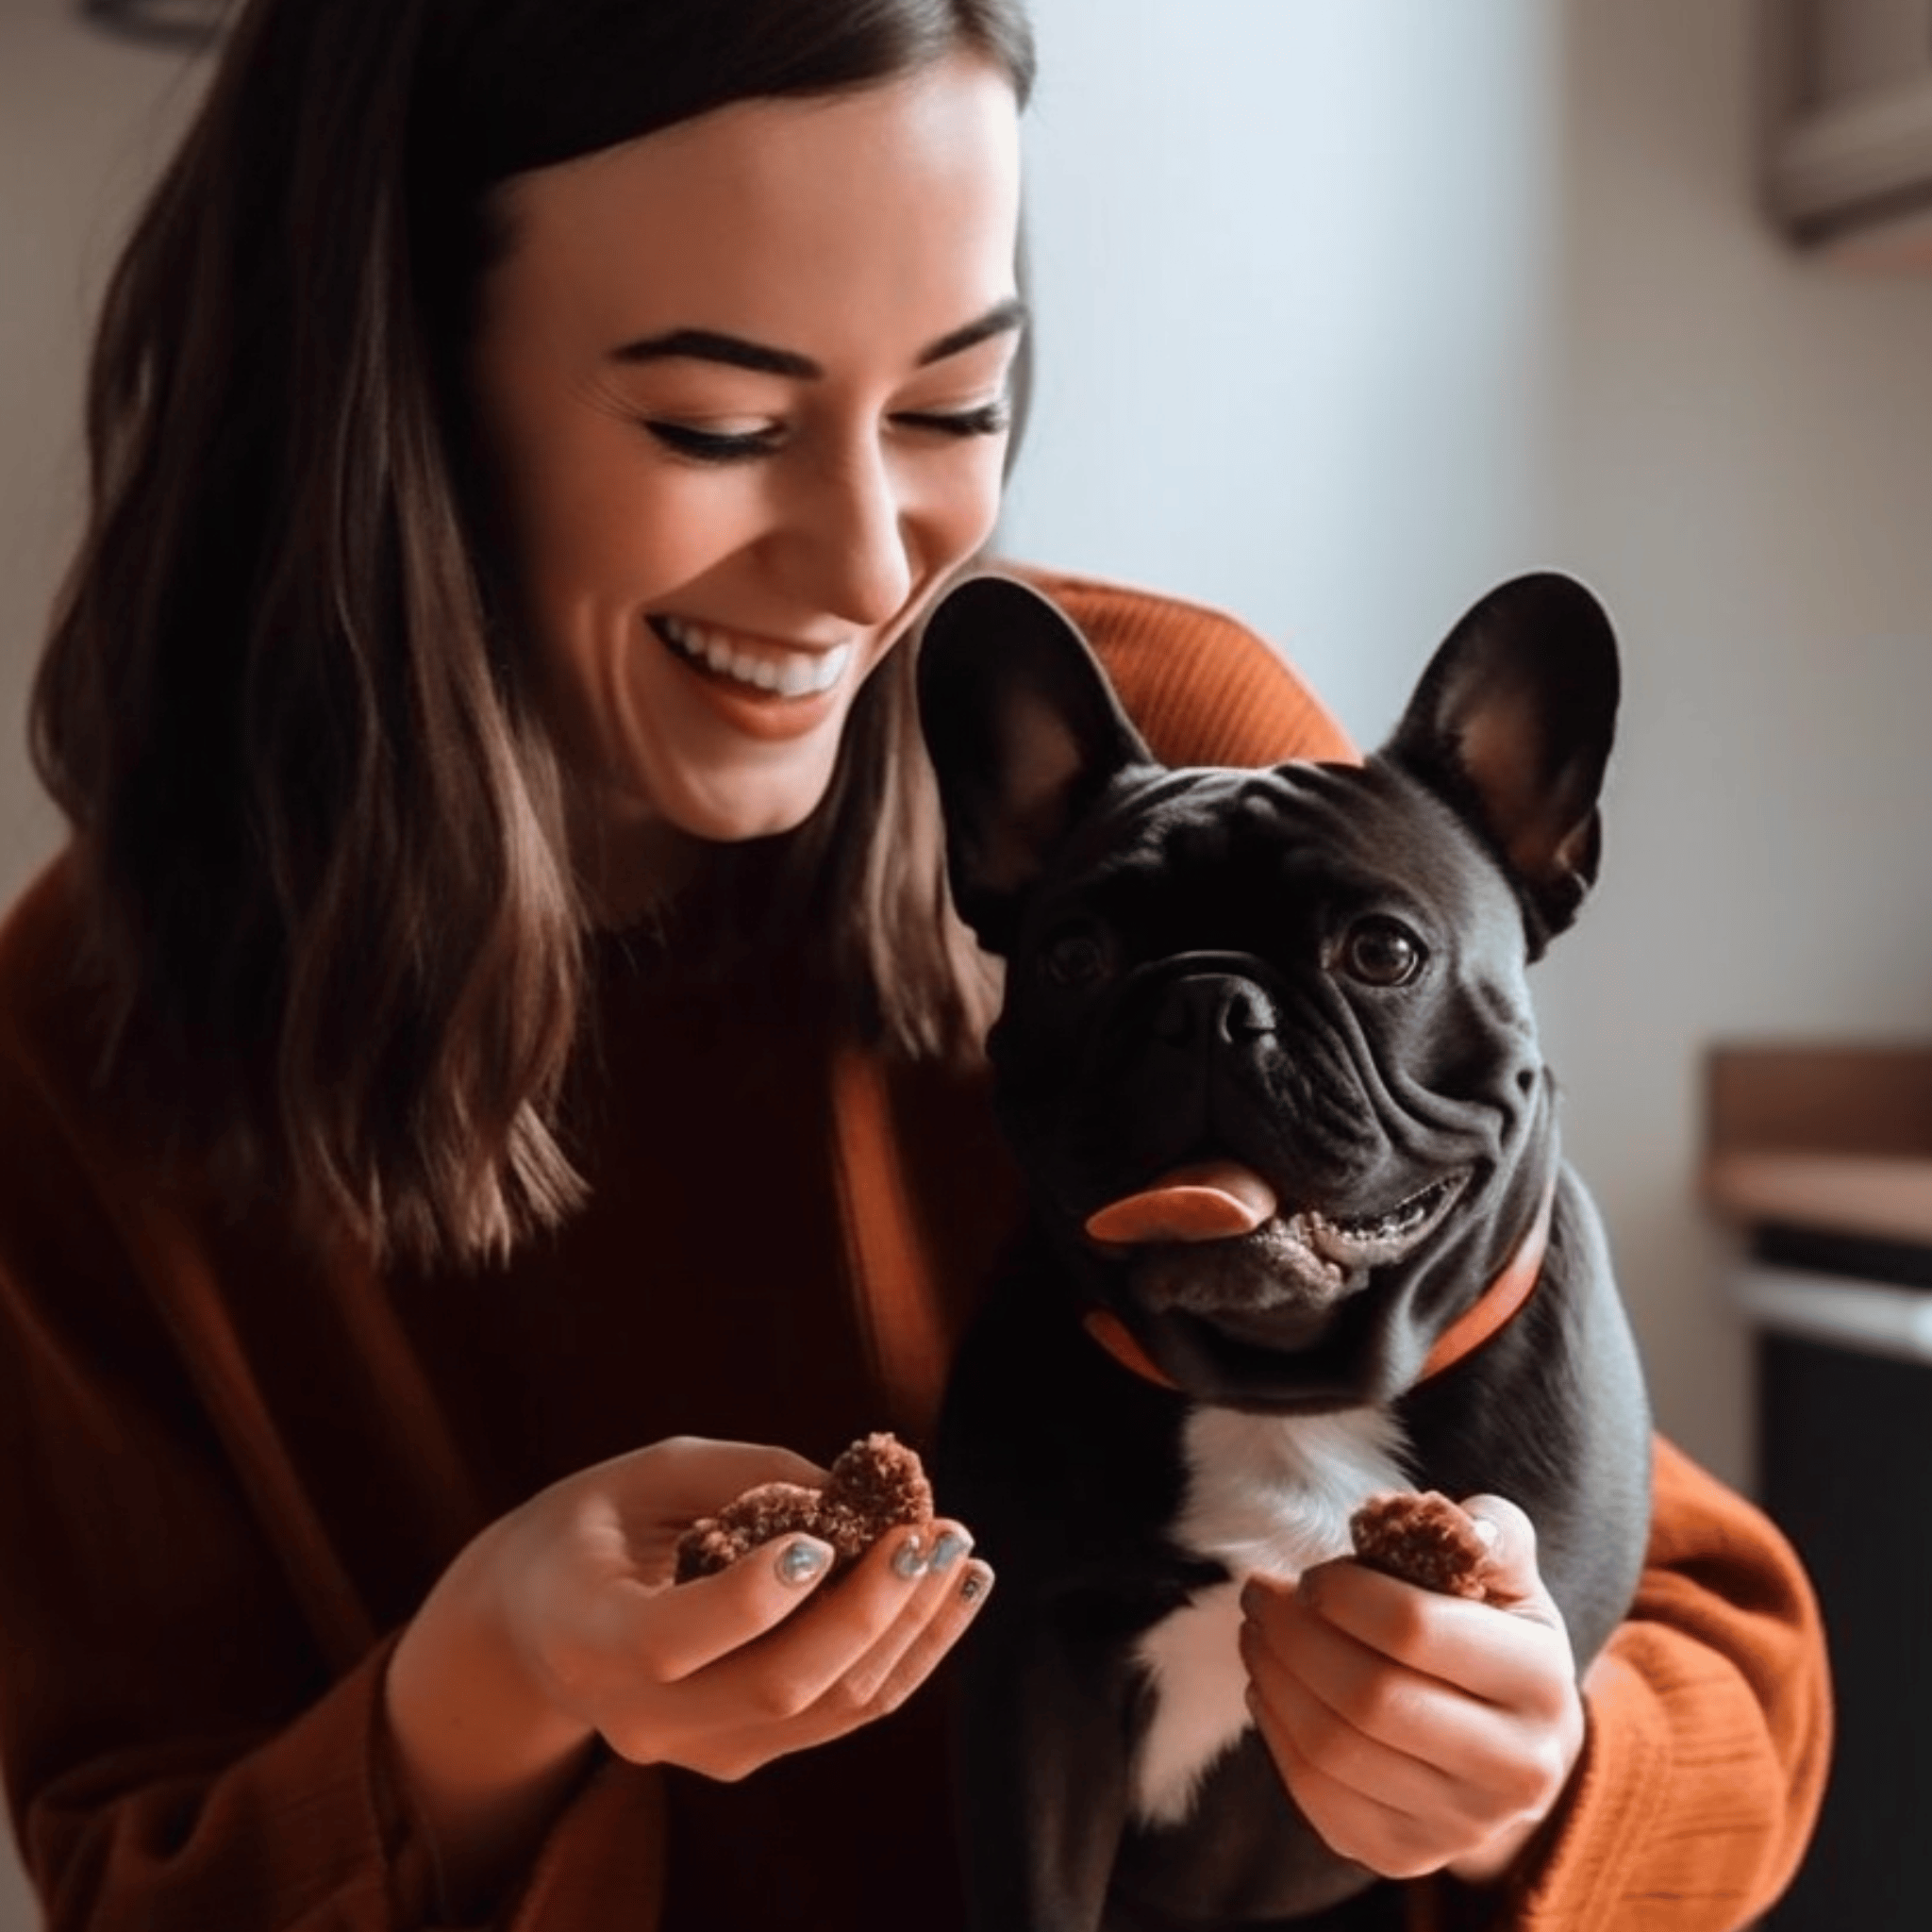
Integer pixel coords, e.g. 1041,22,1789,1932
916,572,1652,1930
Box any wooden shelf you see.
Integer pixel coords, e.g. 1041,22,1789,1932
1702,1043,1932,1245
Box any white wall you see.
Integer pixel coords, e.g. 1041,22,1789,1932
1004,0,1567,741
1008,0,1932,1495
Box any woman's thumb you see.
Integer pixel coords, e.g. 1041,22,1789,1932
1459,1493,1558,1618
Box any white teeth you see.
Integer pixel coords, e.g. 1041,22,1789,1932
657,616,852,698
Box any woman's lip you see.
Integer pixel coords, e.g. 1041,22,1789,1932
647,614,855,742
649,612,856,691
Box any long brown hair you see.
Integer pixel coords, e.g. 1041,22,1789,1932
30,0,1035,1268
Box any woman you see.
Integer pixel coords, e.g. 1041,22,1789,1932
0,1,1826,1927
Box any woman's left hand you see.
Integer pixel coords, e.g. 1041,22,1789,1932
1238,1494,1587,1887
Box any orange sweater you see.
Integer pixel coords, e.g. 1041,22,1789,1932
0,573,1827,1929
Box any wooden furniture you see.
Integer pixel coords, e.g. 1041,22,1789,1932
1761,0,1932,267
1703,1041,1932,1930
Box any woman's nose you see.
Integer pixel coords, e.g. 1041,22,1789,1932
775,436,915,630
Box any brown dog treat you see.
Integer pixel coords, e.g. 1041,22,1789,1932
674,1433,934,1583
1349,1491,1493,1600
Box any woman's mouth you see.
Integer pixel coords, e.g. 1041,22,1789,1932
651,614,855,701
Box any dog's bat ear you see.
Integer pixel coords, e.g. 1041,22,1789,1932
1386,572,1620,955
917,575,1158,954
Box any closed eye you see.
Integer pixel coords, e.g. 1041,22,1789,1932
641,420,784,464
641,397,1010,464
891,400,1012,439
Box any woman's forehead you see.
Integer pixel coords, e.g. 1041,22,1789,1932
478,55,1023,364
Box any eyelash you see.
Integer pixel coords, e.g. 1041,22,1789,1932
642,401,1012,466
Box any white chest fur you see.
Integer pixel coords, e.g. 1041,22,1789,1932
1129,1405,1411,1826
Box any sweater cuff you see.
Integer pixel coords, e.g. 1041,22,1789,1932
1506,1653,1672,1932
367,1637,662,1932
504,1755,666,1929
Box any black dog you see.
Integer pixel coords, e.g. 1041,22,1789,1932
916,573,1652,1930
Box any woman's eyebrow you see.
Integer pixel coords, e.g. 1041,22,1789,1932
608,298,1028,378
916,296,1028,366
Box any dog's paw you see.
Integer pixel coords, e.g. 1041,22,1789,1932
673,1433,934,1583
1348,1491,1494,1600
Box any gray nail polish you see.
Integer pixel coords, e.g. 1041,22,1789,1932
930,1530,971,1574
891,1536,928,1579
959,1569,988,1604
776,1540,828,1587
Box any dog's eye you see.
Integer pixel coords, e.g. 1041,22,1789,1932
1340,916,1425,988
1041,925,1112,991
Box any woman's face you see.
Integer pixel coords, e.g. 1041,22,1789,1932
468,53,1024,880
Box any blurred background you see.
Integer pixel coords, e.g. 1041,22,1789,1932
4,0,1931,1924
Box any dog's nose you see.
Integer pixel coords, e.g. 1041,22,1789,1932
1154,974,1276,1048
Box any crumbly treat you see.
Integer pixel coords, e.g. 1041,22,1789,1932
1349,1491,1494,1600
674,1433,935,1583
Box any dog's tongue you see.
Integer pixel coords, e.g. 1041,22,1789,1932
1084,1161,1278,1245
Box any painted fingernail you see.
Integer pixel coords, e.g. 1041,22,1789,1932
959,1563,991,1605
776,1539,829,1587
930,1530,972,1574
891,1536,929,1579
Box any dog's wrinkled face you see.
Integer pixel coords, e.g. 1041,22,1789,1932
918,573,1619,1413
986,758,1542,1398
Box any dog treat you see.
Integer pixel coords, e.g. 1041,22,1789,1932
674,1432,934,1583
1348,1491,1494,1600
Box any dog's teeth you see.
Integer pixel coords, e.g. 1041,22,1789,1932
1309,1177,1457,1257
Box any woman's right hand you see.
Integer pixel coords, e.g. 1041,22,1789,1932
385,1435,992,1916
481,1433,992,1778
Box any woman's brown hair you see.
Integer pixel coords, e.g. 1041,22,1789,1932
30,0,1035,1268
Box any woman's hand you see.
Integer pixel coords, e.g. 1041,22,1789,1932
1238,1495,1586,1888
484,1434,991,1778
386,1435,991,1916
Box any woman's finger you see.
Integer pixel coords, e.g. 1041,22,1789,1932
1241,1598,1456,1803
675,1520,951,1723
835,1526,991,1709
634,1532,841,1681
1247,1686,1452,1880
1249,1611,1538,1813
633,1436,833,1515
1284,1548,1574,1712
688,1543,997,1778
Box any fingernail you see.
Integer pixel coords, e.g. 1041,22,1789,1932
929,1530,972,1574
775,1539,829,1587
959,1565,991,1605
891,1536,929,1579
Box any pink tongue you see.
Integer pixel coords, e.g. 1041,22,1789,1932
1084,1161,1279,1245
